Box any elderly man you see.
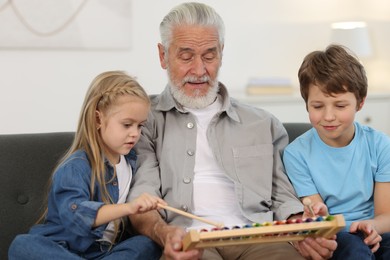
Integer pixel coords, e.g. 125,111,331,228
128,2,337,259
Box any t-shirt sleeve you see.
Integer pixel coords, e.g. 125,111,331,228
375,132,390,182
283,142,319,197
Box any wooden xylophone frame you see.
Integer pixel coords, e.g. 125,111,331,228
182,214,345,251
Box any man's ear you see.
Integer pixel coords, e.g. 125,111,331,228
357,97,366,111
158,43,167,69
220,44,224,67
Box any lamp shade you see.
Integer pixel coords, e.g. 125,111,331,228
331,21,373,58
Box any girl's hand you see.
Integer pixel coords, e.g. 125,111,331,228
350,221,382,253
128,193,167,214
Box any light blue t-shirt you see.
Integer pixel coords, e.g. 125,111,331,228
283,122,390,231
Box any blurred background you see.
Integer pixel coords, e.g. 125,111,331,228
1,0,389,134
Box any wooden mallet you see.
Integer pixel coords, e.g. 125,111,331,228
158,203,224,228
302,197,316,218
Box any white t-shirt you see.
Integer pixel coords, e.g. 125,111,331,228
186,98,249,229
102,155,132,242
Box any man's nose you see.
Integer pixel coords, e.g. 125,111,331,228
191,56,206,76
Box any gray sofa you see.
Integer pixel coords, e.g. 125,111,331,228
0,123,311,259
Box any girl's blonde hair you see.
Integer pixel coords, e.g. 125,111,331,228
40,71,150,242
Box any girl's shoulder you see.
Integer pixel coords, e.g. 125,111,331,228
54,150,91,181
63,150,90,166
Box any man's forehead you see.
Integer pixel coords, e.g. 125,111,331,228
171,25,220,44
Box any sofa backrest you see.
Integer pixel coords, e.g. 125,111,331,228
0,123,311,259
283,122,312,143
0,132,74,260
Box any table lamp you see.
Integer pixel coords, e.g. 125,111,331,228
330,21,373,58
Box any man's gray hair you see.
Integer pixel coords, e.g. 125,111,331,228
159,2,225,49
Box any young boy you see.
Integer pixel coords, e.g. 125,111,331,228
283,44,390,259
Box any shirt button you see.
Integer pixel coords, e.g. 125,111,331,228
187,149,194,156
112,181,118,186
71,204,77,210
187,122,194,129
183,177,191,184
181,205,188,212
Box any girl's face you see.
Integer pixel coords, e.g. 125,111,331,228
97,95,149,164
307,84,363,147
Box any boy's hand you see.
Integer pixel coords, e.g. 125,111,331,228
350,221,382,253
302,200,329,219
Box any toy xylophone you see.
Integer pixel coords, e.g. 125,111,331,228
182,214,345,251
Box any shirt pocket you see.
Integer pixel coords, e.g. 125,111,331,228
232,144,273,199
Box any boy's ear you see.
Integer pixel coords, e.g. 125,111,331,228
357,97,366,111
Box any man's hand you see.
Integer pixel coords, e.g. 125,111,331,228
294,235,337,260
164,226,203,260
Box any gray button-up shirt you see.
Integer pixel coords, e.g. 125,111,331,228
129,83,303,227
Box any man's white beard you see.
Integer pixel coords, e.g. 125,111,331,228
168,71,220,109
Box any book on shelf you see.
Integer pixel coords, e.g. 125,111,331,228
246,77,294,95
246,85,294,95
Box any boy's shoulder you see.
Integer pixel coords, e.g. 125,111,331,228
285,128,315,152
356,121,387,137
356,122,390,144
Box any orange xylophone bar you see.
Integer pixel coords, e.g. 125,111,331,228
182,214,345,251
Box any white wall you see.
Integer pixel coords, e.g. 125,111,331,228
1,0,390,134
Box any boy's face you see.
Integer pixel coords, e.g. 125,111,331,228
307,84,363,147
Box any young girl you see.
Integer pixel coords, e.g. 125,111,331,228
283,45,390,259
9,71,166,259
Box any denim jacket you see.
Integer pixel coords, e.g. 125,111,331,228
29,149,137,253
129,83,303,227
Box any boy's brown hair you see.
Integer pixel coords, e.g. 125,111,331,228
298,44,367,110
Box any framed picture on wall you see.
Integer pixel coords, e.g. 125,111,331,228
0,0,132,50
